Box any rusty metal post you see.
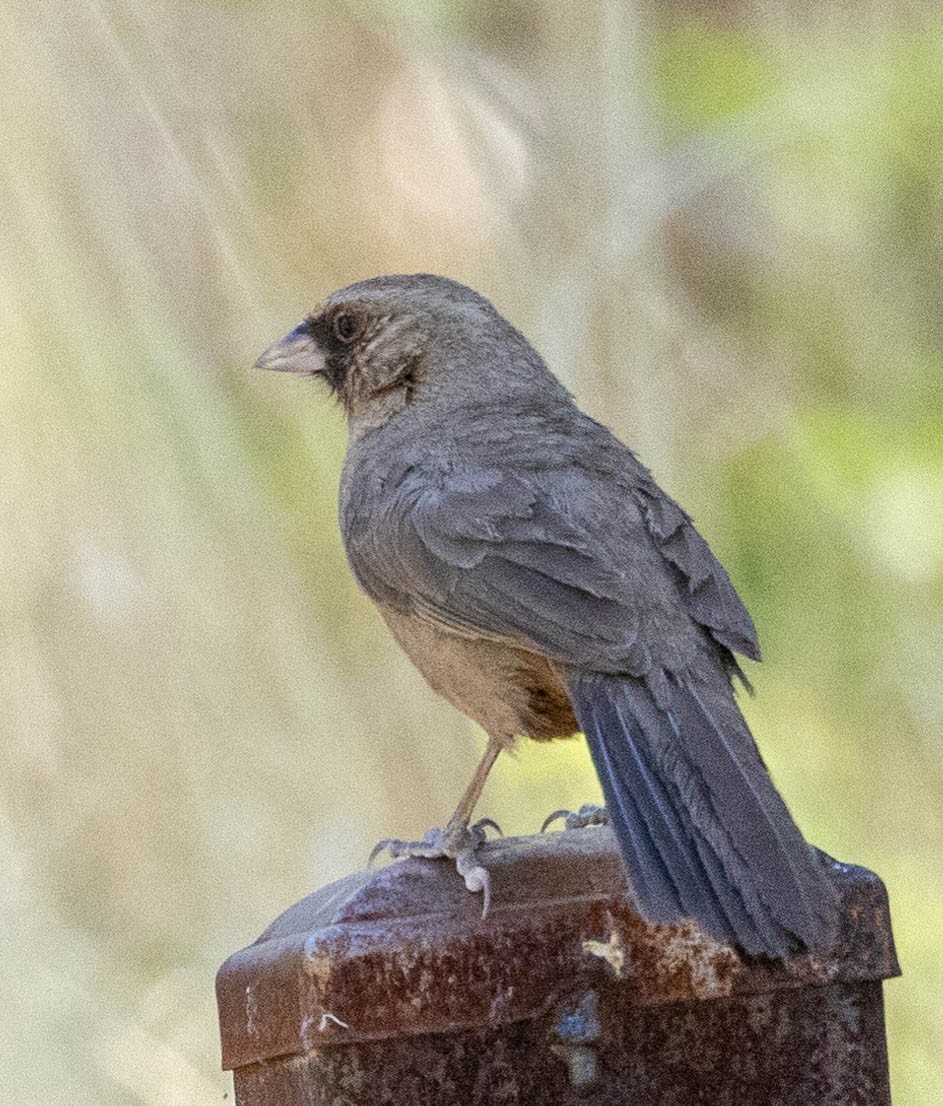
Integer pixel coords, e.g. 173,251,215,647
217,831,899,1105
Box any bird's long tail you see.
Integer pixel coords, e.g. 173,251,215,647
566,669,837,957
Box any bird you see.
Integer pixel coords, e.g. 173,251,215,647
255,273,838,958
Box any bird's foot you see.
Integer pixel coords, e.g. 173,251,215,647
369,817,503,916
541,803,610,833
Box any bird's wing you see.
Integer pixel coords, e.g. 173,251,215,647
347,465,677,676
633,483,760,661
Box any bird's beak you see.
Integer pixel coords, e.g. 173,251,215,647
253,323,327,376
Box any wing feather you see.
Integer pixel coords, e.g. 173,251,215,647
634,485,760,661
346,461,757,676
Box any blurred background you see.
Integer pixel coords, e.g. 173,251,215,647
3,1,941,1102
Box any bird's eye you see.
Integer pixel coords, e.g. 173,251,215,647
332,310,362,343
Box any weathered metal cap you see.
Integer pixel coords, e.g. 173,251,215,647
217,828,899,1073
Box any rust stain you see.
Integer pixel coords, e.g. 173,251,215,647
217,832,899,1104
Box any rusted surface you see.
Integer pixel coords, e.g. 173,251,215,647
217,829,899,1104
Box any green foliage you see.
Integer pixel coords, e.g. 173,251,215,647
656,23,776,133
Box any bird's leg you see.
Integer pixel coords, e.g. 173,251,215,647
441,735,503,842
369,736,505,914
541,803,611,833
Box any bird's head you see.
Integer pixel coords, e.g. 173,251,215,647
254,274,551,436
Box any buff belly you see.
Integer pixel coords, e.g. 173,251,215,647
379,607,578,744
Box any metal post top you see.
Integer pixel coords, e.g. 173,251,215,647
216,829,899,1072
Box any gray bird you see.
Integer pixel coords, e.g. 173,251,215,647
255,273,838,958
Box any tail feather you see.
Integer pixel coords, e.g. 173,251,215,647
567,669,837,957
670,680,825,938
590,691,732,940
576,694,675,916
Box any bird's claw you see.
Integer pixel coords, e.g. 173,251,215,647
368,826,447,866
540,803,610,833
472,817,503,838
540,809,570,833
367,817,500,916
455,847,492,917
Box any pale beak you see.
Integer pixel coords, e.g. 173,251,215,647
253,323,327,375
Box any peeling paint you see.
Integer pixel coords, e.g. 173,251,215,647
318,1012,350,1032
244,985,258,1039
582,927,625,977
218,833,899,1103
550,1043,599,1088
